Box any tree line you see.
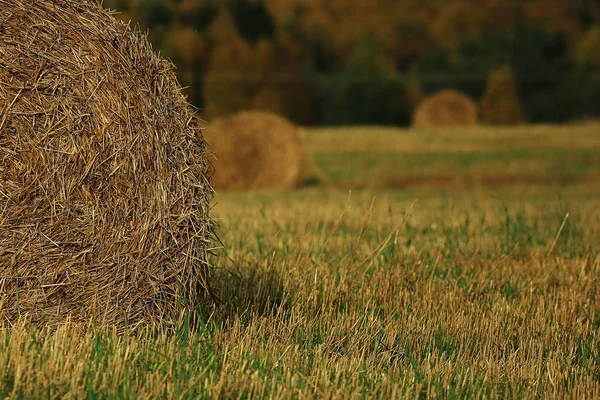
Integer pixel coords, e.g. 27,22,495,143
102,0,600,125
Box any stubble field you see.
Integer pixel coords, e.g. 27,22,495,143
2,124,600,399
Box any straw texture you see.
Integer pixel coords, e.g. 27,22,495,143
412,89,478,128
0,0,213,328
204,111,303,190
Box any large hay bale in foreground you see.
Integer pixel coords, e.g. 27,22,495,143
412,90,478,127
0,0,213,328
204,111,304,190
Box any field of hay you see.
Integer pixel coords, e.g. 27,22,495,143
2,124,600,398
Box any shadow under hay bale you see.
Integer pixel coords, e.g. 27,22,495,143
212,263,288,319
204,111,304,190
412,89,478,128
0,0,213,329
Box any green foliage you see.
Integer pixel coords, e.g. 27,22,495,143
175,0,218,32
208,7,239,43
134,0,174,29
203,39,253,119
100,0,600,125
431,1,488,51
101,0,131,11
315,33,410,125
387,17,434,70
162,27,209,108
413,24,583,123
248,39,315,124
226,0,275,44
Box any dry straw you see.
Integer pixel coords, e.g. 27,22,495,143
204,111,304,190
0,0,213,329
412,89,478,128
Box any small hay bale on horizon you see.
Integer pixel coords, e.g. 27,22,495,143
412,89,478,128
0,0,213,329
204,111,304,190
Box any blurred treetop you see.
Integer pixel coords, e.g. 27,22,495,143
101,0,600,125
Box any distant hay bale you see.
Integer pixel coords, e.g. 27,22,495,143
412,90,478,127
204,111,303,190
0,0,213,328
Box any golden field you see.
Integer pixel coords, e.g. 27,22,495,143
2,124,600,399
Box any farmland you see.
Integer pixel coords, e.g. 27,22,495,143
2,124,600,398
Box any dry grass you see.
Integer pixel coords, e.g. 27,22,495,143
302,124,600,188
0,0,213,328
412,90,478,128
204,111,304,190
1,123,600,398
2,185,600,398
303,124,600,154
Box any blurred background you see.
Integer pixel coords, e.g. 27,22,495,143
102,0,600,126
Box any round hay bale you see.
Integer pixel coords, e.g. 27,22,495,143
0,0,213,328
412,89,478,128
204,111,303,190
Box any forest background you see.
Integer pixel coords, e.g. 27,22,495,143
102,0,600,126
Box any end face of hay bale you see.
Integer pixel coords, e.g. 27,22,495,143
412,89,478,128
0,0,213,328
204,111,304,190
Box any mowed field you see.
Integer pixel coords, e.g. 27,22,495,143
2,124,600,398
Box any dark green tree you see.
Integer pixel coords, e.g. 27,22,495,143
317,32,409,125
413,24,576,122
134,0,174,29
175,0,219,33
227,0,275,44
